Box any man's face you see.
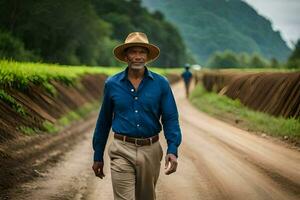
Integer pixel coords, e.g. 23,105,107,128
125,46,148,70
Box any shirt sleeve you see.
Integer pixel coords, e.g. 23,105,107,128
92,81,113,162
160,79,182,157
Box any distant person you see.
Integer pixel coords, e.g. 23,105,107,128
92,32,182,200
181,64,193,98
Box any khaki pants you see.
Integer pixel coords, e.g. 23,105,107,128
108,138,163,200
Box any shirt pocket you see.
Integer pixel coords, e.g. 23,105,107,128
113,93,131,113
142,93,160,113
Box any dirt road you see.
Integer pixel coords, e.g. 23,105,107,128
10,81,300,200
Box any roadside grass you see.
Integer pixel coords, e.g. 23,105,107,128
0,89,26,115
190,84,300,141
43,121,60,134
18,101,99,135
45,101,99,134
18,126,40,136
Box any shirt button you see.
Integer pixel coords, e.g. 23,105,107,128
135,110,138,113
131,89,134,92
134,97,138,100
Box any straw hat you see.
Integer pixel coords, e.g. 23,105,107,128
113,32,160,63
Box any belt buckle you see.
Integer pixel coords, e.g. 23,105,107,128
135,138,142,146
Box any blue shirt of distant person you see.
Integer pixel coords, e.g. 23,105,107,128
181,65,193,98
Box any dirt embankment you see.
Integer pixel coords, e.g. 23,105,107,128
201,71,300,118
166,73,181,84
0,74,106,142
0,74,106,198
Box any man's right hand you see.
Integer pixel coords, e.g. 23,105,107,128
92,161,105,179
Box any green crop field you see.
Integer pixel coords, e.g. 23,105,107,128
0,60,120,89
0,60,180,90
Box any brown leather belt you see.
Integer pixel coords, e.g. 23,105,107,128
114,133,159,146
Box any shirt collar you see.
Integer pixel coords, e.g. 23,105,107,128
120,66,154,81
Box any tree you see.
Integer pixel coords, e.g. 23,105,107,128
270,57,279,68
287,39,300,69
249,54,268,68
0,31,39,61
0,0,188,66
91,0,188,66
207,50,240,68
0,0,117,66
206,50,270,69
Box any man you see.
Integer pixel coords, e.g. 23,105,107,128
92,32,182,200
181,64,193,98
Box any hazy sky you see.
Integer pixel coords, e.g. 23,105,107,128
243,0,300,48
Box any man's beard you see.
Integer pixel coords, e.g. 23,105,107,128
130,63,145,69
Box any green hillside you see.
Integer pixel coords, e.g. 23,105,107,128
0,0,188,67
142,0,291,64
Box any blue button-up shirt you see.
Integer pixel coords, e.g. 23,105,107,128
93,67,182,161
181,70,192,83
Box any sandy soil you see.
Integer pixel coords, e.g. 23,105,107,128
7,81,300,200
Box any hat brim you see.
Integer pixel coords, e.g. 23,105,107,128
113,43,160,63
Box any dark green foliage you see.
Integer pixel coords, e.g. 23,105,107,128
91,0,188,66
207,50,269,68
0,89,26,115
287,40,300,69
249,54,268,68
0,0,188,67
0,0,117,66
0,31,39,61
207,51,240,68
270,58,279,68
142,0,291,64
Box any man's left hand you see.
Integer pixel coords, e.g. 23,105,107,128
164,153,178,175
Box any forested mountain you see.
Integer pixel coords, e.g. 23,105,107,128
0,0,187,67
142,0,291,64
